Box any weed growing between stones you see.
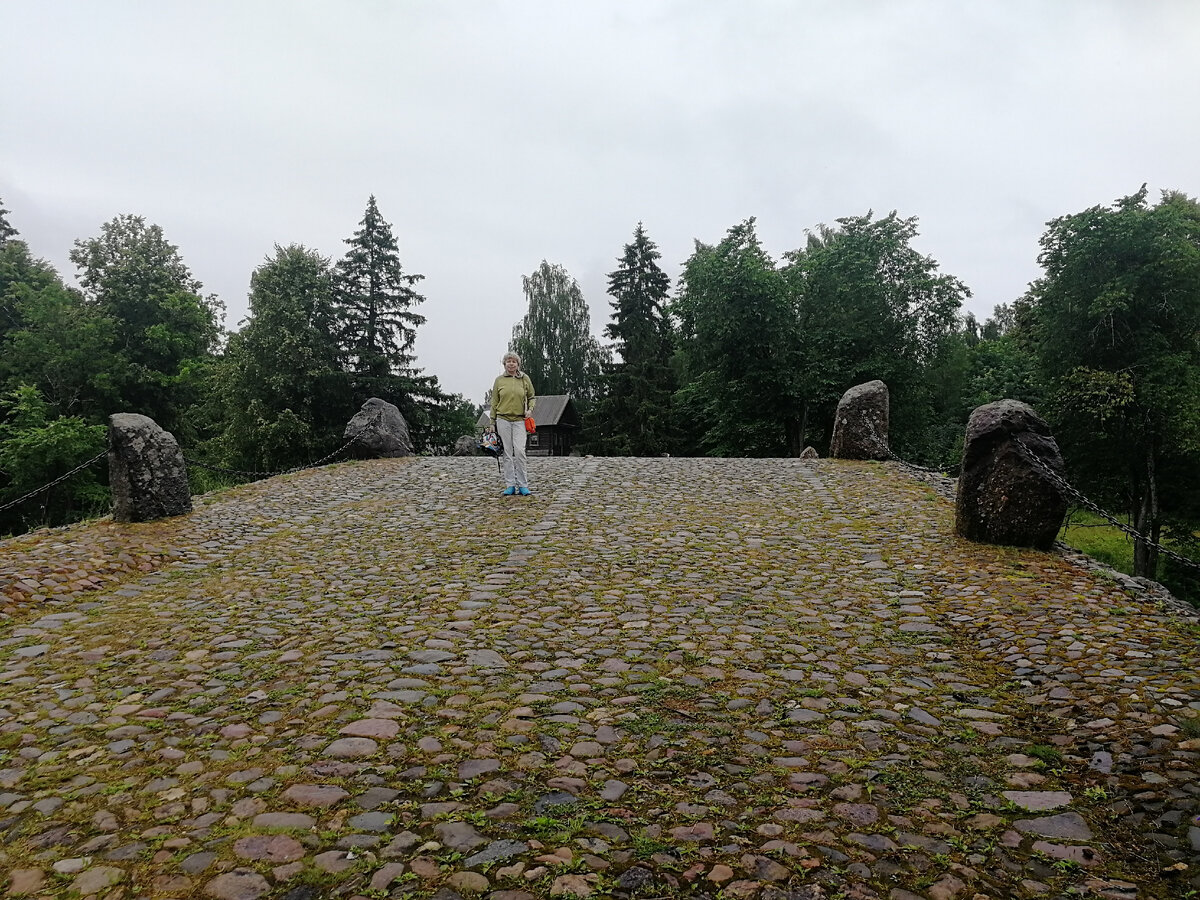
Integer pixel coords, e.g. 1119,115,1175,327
0,457,1196,897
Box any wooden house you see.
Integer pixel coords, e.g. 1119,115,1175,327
476,393,582,456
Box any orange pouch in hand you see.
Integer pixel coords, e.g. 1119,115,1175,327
524,416,536,434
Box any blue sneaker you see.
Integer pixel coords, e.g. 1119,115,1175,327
517,486,531,496
502,487,516,496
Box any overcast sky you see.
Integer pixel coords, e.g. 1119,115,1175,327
3,1,1198,404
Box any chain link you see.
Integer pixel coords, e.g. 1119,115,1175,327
1012,437,1200,572
0,450,108,514
183,412,385,483
0,413,390,514
860,416,1200,573
862,420,953,475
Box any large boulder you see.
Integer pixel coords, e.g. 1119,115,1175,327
799,446,819,460
955,399,1067,550
829,380,889,460
108,413,192,522
452,435,476,456
344,398,413,458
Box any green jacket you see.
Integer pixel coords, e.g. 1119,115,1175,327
491,373,536,421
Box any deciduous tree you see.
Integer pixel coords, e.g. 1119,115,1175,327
219,245,351,471
782,212,967,461
1028,186,1200,577
510,261,608,405
673,219,800,456
69,215,222,433
0,385,107,536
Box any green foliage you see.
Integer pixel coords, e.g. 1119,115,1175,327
1058,509,1136,574
329,196,464,452
960,332,1044,415
0,386,108,535
1060,509,1200,607
593,223,677,456
1029,186,1200,576
0,244,121,419
783,211,968,463
421,393,480,454
216,244,352,472
334,195,426,381
510,260,609,405
69,214,223,435
673,219,800,456
0,197,17,245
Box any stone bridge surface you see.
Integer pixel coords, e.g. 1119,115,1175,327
0,457,1197,900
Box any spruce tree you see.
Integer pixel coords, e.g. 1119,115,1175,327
0,197,18,245
333,196,426,383
596,223,675,455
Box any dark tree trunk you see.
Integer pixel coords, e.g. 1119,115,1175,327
1132,450,1159,578
786,415,802,457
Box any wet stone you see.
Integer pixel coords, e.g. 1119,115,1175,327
436,821,489,851
1003,791,1072,811
180,851,218,874
233,834,305,862
464,838,529,867
348,810,393,832
281,784,348,808
202,868,272,900
458,757,501,779
600,779,628,801
339,718,400,739
1014,812,1094,841
833,803,879,826
313,850,357,873
323,737,378,758
354,786,400,809
253,812,315,829
671,822,716,842
0,455,1194,900
616,867,655,891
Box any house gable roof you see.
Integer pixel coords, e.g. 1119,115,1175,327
477,394,580,428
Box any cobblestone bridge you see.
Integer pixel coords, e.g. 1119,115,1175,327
1,457,1197,899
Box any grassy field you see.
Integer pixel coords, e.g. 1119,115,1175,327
1058,508,1139,575
1059,507,1200,606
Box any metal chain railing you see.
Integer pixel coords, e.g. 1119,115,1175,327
0,450,109,515
0,413,388,513
859,416,1199,573
183,412,384,482
863,420,954,475
1013,437,1200,573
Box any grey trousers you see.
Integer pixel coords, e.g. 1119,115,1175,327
496,418,529,488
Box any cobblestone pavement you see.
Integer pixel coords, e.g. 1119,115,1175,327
1,457,1198,900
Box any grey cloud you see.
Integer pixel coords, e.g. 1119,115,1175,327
2,0,1197,400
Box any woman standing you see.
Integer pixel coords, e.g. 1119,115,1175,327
490,351,536,496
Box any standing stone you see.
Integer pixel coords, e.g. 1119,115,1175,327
799,446,819,460
345,397,413,458
108,413,192,522
829,381,889,460
955,399,1067,550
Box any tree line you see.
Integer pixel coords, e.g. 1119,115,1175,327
507,190,1200,598
0,196,477,536
2,188,1198,600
